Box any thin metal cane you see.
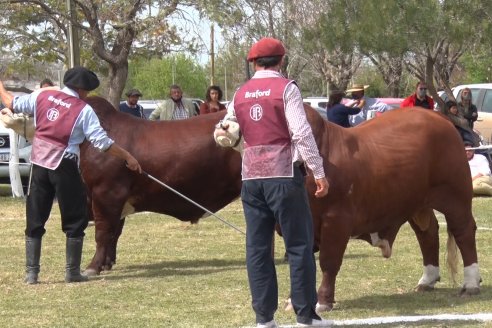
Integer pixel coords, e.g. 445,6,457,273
141,171,245,235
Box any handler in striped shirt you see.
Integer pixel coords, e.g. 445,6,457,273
216,37,330,327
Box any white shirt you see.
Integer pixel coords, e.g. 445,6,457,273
468,153,491,178
349,96,391,126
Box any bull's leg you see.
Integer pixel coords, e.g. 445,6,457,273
84,198,124,276
408,209,441,291
103,217,126,270
442,211,480,296
316,216,350,313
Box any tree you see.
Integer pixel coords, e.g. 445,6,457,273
0,0,238,107
128,54,208,99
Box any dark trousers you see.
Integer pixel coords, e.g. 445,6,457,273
241,166,319,324
26,158,88,238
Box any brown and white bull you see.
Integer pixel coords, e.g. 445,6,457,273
301,106,480,311
80,97,242,275
79,97,480,310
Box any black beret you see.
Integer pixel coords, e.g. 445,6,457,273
125,88,143,97
63,66,100,91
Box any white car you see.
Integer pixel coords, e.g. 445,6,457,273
0,121,32,186
0,88,32,186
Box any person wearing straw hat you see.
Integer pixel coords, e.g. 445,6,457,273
120,88,145,119
0,66,142,285
345,83,390,126
214,37,331,328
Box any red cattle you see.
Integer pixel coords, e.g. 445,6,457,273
302,106,480,312
80,97,480,311
80,97,242,275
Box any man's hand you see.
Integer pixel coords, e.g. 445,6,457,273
125,155,142,173
314,177,329,198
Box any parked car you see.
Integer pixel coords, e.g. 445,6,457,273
303,97,328,109
0,88,32,186
436,84,492,143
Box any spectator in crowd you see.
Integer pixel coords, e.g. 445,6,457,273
215,37,330,328
148,84,195,120
346,84,391,126
401,81,434,109
119,88,145,119
326,89,361,128
465,141,492,196
442,100,479,146
0,66,142,285
458,88,478,129
40,78,54,88
200,85,226,114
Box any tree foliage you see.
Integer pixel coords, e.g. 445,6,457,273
127,54,208,100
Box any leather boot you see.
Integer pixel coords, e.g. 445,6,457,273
25,237,41,284
65,237,89,283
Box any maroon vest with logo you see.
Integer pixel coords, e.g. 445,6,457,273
31,90,86,169
235,77,294,179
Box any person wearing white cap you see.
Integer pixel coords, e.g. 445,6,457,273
345,83,391,126
0,66,142,285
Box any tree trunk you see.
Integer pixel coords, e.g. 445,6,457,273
106,62,129,109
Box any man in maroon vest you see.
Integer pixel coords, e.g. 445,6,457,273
215,38,330,327
0,67,141,284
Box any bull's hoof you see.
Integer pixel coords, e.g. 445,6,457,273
415,284,435,292
83,268,100,277
316,302,334,313
459,287,480,297
284,298,293,311
378,240,392,258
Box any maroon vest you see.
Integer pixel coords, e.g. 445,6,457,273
235,77,294,179
31,90,86,169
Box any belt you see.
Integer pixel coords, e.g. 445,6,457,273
63,152,78,162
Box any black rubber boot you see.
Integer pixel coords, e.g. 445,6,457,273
65,237,89,283
25,237,41,284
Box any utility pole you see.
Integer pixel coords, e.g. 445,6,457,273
210,23,215,85
67,0,80,68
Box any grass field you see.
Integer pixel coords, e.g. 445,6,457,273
0,187,491,327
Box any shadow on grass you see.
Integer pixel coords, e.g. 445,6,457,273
96,258,250,280
338,285,492,313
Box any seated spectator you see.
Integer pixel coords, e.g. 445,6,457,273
200,85,226,114
401,81,434,109
458,88,478,129
465,141,492,196
442,100,479,146
119,88,145,119
326,89,361,128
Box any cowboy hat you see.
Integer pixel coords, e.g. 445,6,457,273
346,84,370,93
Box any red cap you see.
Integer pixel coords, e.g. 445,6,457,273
247,37,286,62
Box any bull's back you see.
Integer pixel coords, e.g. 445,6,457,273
81,98,242,219
318,108,471,231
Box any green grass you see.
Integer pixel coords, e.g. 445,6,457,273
0,194,491,327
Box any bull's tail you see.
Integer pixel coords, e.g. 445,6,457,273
446,230,459,286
